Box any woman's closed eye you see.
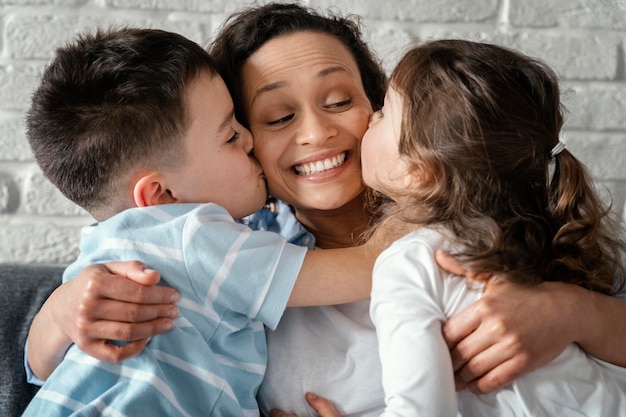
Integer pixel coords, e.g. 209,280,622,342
324,99,352,109
268,114,294,126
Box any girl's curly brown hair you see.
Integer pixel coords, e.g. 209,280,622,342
370,39,625,295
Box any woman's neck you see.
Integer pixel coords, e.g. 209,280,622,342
293,193,371,249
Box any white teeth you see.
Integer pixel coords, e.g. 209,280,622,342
295,152,347,175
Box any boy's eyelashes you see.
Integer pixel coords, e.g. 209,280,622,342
227,130,240,143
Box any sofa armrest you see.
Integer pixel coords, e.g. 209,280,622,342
0,264,63,417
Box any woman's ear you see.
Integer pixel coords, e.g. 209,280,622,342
133,172,178,207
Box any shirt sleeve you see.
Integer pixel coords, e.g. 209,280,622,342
370,237,458,417
181,205,307,330
23,339,45,386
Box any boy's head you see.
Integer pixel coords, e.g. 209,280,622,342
27,27,266,221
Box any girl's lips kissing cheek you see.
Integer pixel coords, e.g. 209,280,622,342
293,151,348,176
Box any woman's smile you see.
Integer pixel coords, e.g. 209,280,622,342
293,151,348,176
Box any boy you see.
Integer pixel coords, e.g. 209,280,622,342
23,27,372,416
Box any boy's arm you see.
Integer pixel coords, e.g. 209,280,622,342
287,244,378,307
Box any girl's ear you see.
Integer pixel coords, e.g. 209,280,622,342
133,172,178,207
405,164,430,189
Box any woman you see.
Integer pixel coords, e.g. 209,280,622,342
26,3,626,416
208,7,386,414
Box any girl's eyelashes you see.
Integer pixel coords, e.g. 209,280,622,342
227,130,240,143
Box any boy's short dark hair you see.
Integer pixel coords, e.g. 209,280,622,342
27,27,218,220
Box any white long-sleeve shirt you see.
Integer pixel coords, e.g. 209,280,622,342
371,227,626,417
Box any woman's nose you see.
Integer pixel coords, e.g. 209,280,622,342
295,109,338,146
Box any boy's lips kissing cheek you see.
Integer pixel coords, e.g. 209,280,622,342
292,151,349,176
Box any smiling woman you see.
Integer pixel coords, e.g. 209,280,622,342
209,16,389,415
240,31,374,232
234,30,385,415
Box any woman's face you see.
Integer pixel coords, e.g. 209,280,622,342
240,31,373,211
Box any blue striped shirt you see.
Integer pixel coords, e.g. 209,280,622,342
22,203,307,417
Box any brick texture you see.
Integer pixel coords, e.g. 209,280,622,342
0,0,625,264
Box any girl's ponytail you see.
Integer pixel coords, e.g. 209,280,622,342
547,146,626,295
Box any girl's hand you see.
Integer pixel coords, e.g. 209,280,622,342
269,393,342,417
28,261,179,379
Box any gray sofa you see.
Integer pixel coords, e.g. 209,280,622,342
0,264,63,417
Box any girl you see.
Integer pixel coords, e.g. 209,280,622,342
361,39,626,416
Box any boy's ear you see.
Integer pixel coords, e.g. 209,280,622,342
133,172,178,207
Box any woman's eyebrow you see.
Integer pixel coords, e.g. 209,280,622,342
317,66,348,79
251,81,285,106
251,66,350,105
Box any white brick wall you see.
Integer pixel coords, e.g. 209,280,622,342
1,0,625,265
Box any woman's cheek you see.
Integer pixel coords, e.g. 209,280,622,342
354,110,373,141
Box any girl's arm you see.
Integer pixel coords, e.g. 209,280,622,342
437,251,626,394
27,262,179,380
371,241,458,417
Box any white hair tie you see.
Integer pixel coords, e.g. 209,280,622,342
550,141,566,157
